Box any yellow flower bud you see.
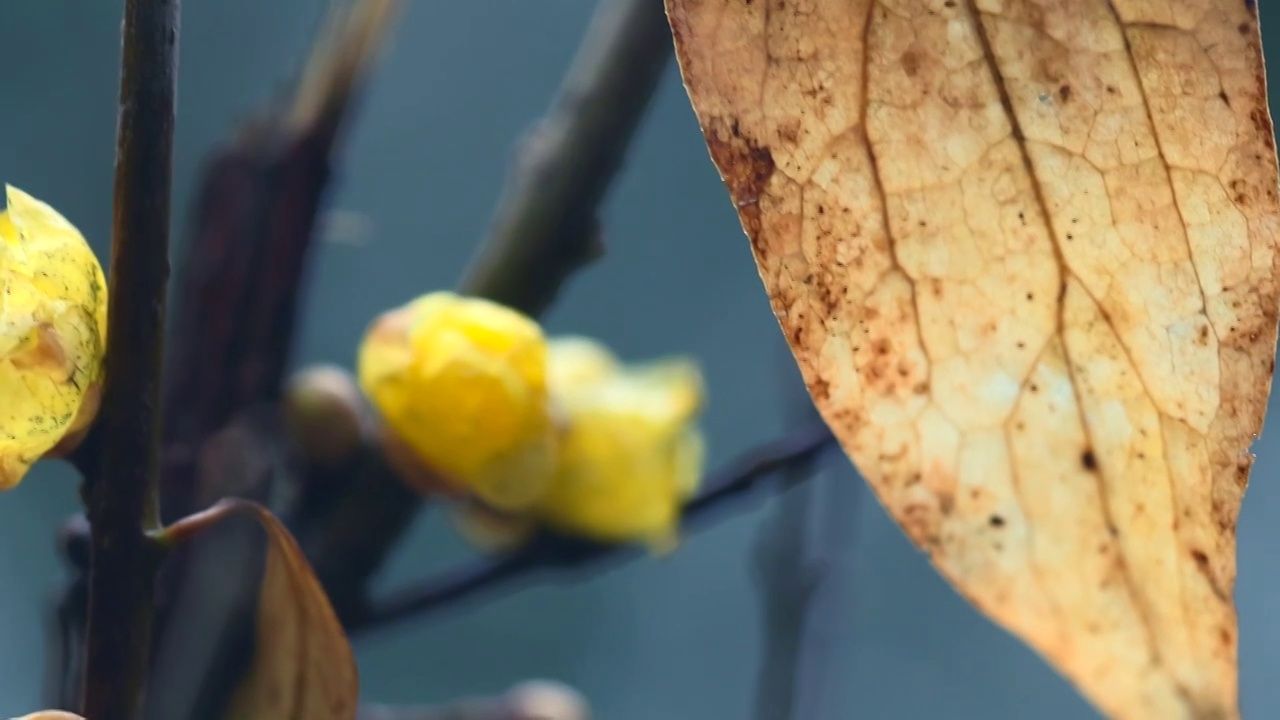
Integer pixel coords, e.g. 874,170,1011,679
357,292,556,511
283,363,366,469
0,185,107,490
545,335,620,393
535,347,706,550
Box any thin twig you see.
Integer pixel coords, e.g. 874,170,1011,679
347,422,837,632
81,0,180,717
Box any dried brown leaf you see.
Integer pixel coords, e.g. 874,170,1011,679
667,0,1280,718
166,499,357,720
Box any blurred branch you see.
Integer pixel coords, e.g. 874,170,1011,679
79,0,180,717
752,486,822,720
751,360,831,720
460,0,672,312
790,452,862,719
159,0,398,522
347,422,837,632
44,515,91,711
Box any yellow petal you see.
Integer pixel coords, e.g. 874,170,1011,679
0,185,107,490
570,356,704,428
672,425,706,501
535,356,706,546
547,335,620,396
535,412,679,543
358,291,556,510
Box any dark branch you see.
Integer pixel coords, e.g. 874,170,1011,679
80,0,180,717
158,0,397,523
346,422,838,632
459,0,672,310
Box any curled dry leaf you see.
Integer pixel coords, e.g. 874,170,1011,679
165,499,357,720
668,0,1280,718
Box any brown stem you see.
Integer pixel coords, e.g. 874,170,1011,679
80,0,180,718
158,0,398,522
346,422,837,632
459,0,672,309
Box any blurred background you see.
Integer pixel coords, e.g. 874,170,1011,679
3,1,1279,718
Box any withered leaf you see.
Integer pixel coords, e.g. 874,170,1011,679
166,500,357,720
667,0,1280,718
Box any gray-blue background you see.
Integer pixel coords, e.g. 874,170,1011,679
3,2,1278,718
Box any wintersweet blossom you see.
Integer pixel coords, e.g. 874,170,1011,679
359,295,706,549
0,185,107,490
357,291,557,511
532,337,704,550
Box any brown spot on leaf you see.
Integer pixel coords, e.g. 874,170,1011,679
1080,450,1098,472
809,376,830,402
901,50,921,77
704,117,776,241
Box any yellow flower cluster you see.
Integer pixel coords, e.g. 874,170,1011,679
358,292,557,510
0,185,107,490
358,292,705,549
